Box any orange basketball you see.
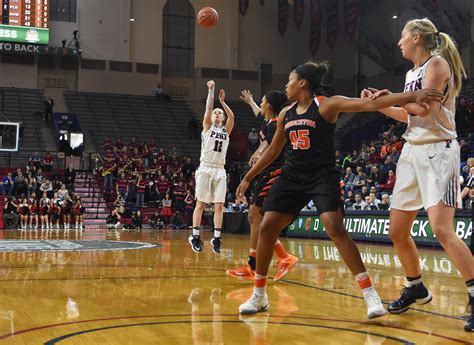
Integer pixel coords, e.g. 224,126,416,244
197,7,219,29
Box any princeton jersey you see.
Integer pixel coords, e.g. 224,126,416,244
283,97,335,174
200,124,230,167
262,118,285,173
402,55,457,144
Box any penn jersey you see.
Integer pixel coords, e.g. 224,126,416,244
283,97,335,174
403,55,456,144
200,124,230,167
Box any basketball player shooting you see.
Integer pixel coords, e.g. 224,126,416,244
188,80,234,254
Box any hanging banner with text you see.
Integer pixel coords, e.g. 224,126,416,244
0,24,49,45
287,211,472,247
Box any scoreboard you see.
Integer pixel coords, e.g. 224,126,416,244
0,0,49,45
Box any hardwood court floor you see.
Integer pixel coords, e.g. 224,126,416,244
0,229,472,344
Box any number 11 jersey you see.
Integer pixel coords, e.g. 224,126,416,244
200,124,230,168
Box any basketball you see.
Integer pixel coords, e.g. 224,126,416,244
197,7,219,29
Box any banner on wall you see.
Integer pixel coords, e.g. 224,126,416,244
287,212,472,247
309,0,322,56
343,0,358,44
293,0,305,29
239,0,249,16
326,0,339,49
278,0,289,37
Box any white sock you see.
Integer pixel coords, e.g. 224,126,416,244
214,230,221,238
254,274,267,296
406,276,422,287
192,228,200,236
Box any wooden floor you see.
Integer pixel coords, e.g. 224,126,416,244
0,229,472,344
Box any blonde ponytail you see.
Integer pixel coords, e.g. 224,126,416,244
404,18,467,96
438,32,467,96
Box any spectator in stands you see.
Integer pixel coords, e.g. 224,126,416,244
131,211,143,231
173,181,186,213
43,96,54,121
136,176,146,208
188,116,199,139
343,167,355,193
455,97,472,136
388,135,403,153
364,193,381,210
341,152,353,170
14,171,27,196
154,82,164,99
182,158,195,180
149,211,164,230
380,155,396,178
367,147,381,168
161,193,172,226
29,151,41,169
350,149,365,168
184,190,195,227
116,172,128,199
351,193,367,210
3,197,19,229
378,193,391,210
1,172,14,196
361,185,370,199
367,165,383,189
380,170,396,193
52,175,62,195
156,175,170,201
58,184,70,202
102,156,116,193
43,152,54,172
391,147,401,164
344,190,355,209
128,137,138,152
369,186,379,199
35,169,45,188
64,164,76,192
380,138,390,160
26,173,37,198
170,211,186,230
40,179,53,199
352,167,368,194
248,128,260,153
115,137,125,152
460,139,470,162
147,138,157,158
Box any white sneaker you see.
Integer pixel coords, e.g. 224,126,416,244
363,288,387,319
239,293,269,314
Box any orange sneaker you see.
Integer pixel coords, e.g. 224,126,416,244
226,264,256,281
273,254,299,282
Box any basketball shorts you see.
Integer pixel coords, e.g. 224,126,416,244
391,140,462,211
252,168,282,208
195,164,227,204
262,167,342,217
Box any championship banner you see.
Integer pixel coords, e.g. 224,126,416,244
293,0,305,29
326,0,339,49
343,0,358,44
239,0,249,16
287,212,472,247
278,0,288,37
309,0,322,57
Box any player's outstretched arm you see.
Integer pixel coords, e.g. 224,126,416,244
319,89,444,123
203,80,215,132
219,89,235,134
361,88,409,123
236,107,289,202
240,90,261,117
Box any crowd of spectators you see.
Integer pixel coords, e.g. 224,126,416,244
2,154,84,230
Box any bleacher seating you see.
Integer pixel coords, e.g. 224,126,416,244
63,92,202,160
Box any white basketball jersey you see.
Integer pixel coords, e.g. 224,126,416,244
200,124,230,167
402,56,457,144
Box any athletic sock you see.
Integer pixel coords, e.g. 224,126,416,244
466,279,474,297
355,272,373,292
214,228,221,238
192,227,200,237
406,275,422,287
254,274,267,296
248,249,257,270
274,240,289,259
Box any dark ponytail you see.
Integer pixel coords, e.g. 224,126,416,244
294,61,330,94
264,91,288,115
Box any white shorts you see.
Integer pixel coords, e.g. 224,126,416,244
195,165,227,204
391,140,462,211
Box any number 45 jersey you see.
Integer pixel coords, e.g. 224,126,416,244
200,124,230,168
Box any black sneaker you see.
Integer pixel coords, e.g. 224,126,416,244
387,282,432,314
210,237,221,254
465,294,474,332
188,235,203,253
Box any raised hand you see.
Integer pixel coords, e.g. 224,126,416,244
219,89,225,103
240,90,253,104
207,80,215,89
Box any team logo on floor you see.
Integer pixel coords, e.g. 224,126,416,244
0,240,158,252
